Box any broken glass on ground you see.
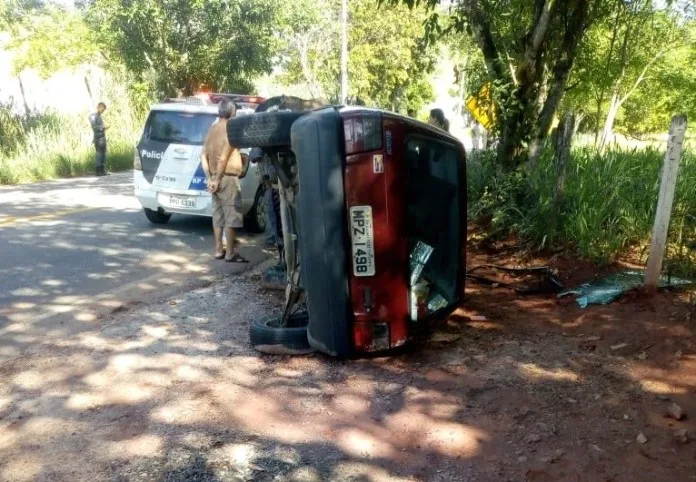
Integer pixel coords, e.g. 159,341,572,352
558,270,693,308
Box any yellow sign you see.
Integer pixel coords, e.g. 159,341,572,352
466,83,496,130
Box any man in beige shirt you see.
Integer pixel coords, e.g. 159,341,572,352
200,99,248,263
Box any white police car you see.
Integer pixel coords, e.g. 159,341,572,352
133,94,267,231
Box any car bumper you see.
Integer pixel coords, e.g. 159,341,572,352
134,171,212,217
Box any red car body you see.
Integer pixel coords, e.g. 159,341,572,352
292,107,466,357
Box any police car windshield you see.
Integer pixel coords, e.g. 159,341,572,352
146,111,217,145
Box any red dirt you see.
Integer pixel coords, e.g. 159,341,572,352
1,243,695,481
445,241,696,481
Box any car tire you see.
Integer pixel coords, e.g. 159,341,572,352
244,185,267,233
144,208,171,225
226,111,307,148
249,313,314,355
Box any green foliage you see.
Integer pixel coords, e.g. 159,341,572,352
468,146,696,274
8,5,99,76
0,103,25,153
276,0,339,99
279,0,436,113
390,0,599,168
564,1,690,139
347,1,437,111
0,87,142,184
0,0,43,31
87,0,281,96
618,23,696,134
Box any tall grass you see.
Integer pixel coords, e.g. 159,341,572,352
0,111,138,184
468,146,696,274
0,79,144,185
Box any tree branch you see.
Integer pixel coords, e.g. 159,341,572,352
530,0,555,54
618,48,668,105
536,0,590,139
462,0,507,82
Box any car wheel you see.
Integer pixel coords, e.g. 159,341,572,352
244,185,267,234
226,111,307,148
249,312,313,355
143,208,171,225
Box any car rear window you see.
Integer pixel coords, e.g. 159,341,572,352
145,111,217,145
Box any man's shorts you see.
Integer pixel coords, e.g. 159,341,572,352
212,176,243,229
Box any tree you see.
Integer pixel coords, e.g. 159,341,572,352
619,21,696,134
594,2,683,149
8,5,100,77
280,0,437,112
277,0,340,99
391,0,610,169
85,0,281,96
0,0,43,31
562,1,692,140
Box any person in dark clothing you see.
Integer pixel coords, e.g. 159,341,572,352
88,102,107,176
428,108,450,132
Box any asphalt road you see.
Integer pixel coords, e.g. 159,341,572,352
0,171,269,359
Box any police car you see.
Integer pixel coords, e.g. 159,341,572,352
133,94,267,231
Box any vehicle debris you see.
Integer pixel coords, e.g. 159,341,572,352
558,270,692,308
466,264,564,294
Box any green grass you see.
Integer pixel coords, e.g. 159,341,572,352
0,141,134,184
0,104,141,185
468,146,696,275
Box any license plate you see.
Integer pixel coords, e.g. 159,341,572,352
168,195,196,209
350,206,376,277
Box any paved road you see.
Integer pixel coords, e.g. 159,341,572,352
0,171,268,359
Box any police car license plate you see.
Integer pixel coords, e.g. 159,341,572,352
168,195,196,209
350,206,375,277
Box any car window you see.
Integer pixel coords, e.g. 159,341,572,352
145,111,217,145
405,136,461,308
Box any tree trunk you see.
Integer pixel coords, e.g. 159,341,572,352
84,75,94,102
599,91,620,151
17,74,31,118
551,112,575,230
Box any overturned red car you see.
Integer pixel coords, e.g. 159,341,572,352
227,105,466,357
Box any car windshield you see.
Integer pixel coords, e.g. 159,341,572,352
145,111,217,145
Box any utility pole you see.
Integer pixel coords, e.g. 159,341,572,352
340,0,349,104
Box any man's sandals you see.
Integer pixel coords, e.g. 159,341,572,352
225,252,249,263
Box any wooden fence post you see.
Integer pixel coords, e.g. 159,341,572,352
644,114,688,292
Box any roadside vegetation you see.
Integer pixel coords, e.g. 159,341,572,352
468,145,696,274
0,103,140,184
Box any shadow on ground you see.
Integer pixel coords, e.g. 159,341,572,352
0,240,694,481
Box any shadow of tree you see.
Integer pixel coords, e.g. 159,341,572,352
1,175,695,481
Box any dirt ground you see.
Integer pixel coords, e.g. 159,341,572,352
1,242,695,481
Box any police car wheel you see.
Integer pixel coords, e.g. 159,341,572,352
250,313,313,355
226,111,307,148
143,208,171,225
244,185,267,233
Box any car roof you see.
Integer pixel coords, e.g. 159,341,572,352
149,103,220,114
339,106,464,146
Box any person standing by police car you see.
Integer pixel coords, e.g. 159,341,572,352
88,102,108,176
200,99,249,263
